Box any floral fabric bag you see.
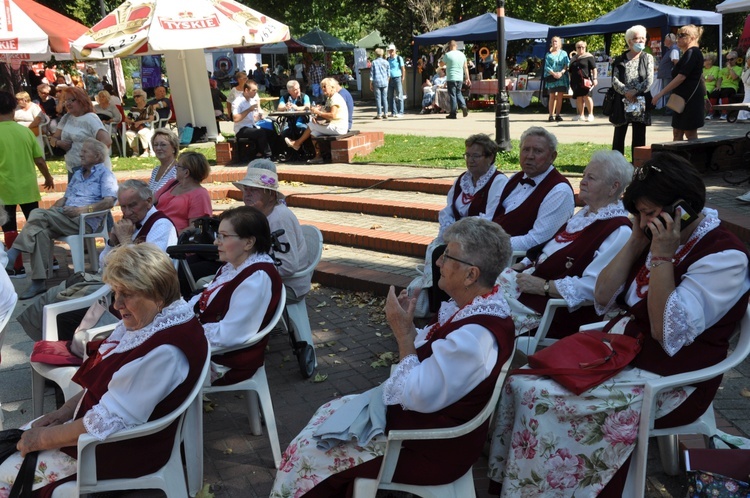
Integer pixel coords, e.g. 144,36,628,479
686,435,750,498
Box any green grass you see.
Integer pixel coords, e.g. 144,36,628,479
352,134,612,173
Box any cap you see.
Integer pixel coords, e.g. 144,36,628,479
387,44,396,51
232,167,284,198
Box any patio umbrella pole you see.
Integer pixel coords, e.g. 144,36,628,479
495,0,511,151
179,50,196,124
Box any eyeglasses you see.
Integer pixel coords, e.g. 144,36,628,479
463,153,486,160
576,46,585,49
440,251,476,267
633,164,662,181
215,233,241,242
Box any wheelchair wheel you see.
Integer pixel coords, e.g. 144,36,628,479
298,343,316,378
728,111,739,123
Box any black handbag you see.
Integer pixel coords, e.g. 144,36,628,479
602,88,616,116
8,451,39,498
0,429,23,464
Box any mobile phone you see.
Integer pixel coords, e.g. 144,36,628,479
644,199,699,239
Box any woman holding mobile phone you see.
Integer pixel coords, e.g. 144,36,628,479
489,152,750,496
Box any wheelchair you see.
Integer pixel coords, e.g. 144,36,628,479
166,216,316,378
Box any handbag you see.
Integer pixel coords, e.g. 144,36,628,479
0,429,24,464
602,88,616,116
510,330,643,395
8,450,39,498
666,81,701,114
686,436,750,497
579,68,593,89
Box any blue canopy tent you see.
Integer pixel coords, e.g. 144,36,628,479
547,0,723,61
413,13,550,45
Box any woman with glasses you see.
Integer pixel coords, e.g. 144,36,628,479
497,150,632,339
148,128,179,194
49,86,112,177
272,217,515,497
153,151,212,234
422,133,508,313
489,152,750,497
652,25,705,141
569,41,597,122
709,50,742,120
124,88,156,157
610,25,654,157
189,206,282,385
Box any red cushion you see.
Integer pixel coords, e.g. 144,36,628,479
30,340,83,366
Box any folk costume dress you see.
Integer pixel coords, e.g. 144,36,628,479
271,287,515,497
498,202,631,338
488,209,750,497
0,300,207,497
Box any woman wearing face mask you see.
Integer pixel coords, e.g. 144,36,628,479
610,25,654,157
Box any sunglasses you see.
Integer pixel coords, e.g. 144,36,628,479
677,33,690,39
633,165,662,181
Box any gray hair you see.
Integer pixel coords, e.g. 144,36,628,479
443,217,510,287
520,126,558,152
375,48,384,57
119,179,152,200
286,80,300,91
664,33,677,43
465,134,499,161
81,138,109,164
588,150,633,198
249,158,277,173
151,128,179,156
625,25,647,44
727,50,739,60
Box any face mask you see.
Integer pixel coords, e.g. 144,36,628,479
633,42,645,53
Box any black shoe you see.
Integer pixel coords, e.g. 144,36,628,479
555,115,563,122
6,267,26,279
462,107,469,117
548,116,555,122
446,114,457,119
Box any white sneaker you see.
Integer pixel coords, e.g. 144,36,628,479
394,114,403,118
737,191,750,203
572,116,580,121
587,115,594,122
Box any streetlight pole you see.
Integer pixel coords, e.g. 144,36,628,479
495,0,511,151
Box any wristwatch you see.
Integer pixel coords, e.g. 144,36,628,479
543,280,551,297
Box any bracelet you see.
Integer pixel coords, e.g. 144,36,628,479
87,205,93,213
650,260,674,269
651,256,675,263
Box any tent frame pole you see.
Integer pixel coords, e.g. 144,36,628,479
495,0,511,151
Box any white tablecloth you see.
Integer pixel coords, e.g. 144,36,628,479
508,91,534,108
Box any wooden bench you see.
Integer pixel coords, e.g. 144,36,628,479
315,131,385,163
711,103,750,123
651,134,750,173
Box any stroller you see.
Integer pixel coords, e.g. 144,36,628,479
166,216,317,378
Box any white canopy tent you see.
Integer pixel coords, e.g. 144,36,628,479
717,0,750,14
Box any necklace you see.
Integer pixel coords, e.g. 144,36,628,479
425,285,499,341
634,236,700,298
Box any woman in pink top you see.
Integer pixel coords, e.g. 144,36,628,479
154,151,213,233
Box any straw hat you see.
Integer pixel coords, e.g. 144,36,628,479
232,168,284,198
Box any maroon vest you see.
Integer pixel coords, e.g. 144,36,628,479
491,169,572,236
134,210,175,244
197,261,282,386
609,225,749,425
62,318,207,479
385,313,515,484
450,169,503,221
519,217,631,338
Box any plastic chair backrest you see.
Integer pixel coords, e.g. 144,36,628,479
290,225,323,280
0,293,18,363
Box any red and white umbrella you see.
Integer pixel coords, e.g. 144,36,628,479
71,0,289,60
0,0,88,60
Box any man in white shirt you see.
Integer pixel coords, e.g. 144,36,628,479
232,81,271,163
99,179,177,268
491,127,575,251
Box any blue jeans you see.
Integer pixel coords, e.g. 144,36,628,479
373,85,388,116
447,80,466,116
388,76,403,115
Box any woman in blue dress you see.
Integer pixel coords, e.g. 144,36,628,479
545,36,570,122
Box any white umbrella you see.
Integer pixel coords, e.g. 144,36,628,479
71,0,290,138
0,0,88,62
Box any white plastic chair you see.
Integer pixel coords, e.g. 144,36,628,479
352,347,517,498
30,284,112,418
53,210,110,276
623,304,750,498
281,225,323,378
106,122,123,156
55,338,211,498
202,286,286,469
0,293,19,429
515,298,568,356
156,108,173,130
